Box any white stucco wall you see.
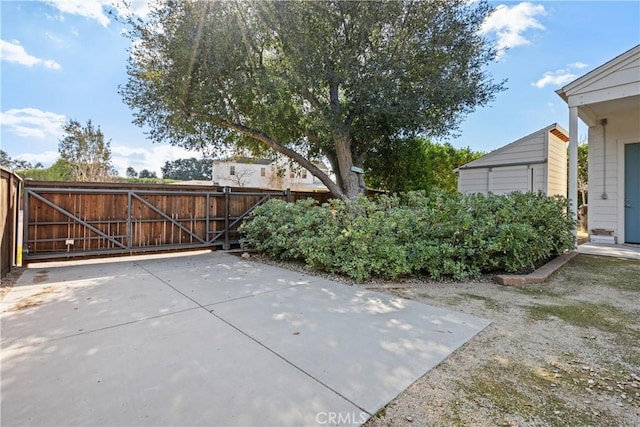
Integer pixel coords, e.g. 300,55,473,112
213,160,327,190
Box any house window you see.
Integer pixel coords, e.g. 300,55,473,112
261,167,266,177
230,165,236,176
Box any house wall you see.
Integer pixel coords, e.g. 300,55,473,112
547,133,568,197
213,160,322,190
587,107,640,240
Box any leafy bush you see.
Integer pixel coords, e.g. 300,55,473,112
240,191,575,282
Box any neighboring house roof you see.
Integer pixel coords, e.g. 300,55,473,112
456,123,568,171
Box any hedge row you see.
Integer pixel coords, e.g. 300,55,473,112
239,191,575,282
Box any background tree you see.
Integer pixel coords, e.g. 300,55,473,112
126,166,138,178
58,119,112,182
577,142,588,206
365,137,483,193
0,150,37,171
138,169,157,179
121,0,503,200
161,157,212,180
17,158,73,181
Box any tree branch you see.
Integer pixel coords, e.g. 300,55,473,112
205,115,344,198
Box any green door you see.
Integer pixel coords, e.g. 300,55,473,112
625,143,640,243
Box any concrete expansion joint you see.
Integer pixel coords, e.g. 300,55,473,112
137,262,370,415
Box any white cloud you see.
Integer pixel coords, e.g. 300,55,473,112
482,2,546,55
532,62,588,89
45,32,69,48
10,140,201,177
45,0,111,27
0,108,66,138
45,0,150,27
14,150,60,165
110,143,199,176
532,69,577,88
0,39,61,70
569,61,589,69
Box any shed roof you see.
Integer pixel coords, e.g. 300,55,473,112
456,123,568,171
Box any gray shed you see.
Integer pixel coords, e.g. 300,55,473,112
456,124,569,196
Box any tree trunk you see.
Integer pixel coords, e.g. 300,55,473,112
334,133,365,200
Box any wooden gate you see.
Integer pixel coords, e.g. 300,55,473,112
23,181,330,261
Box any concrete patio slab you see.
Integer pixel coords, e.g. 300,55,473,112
2,309,363,427
1,251,490,426
578,242,640,260
1,271,198,348
141,254,315,306
209,279,490,414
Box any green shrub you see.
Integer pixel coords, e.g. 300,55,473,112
239,191,576,282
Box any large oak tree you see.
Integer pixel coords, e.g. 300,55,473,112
121,0,503,199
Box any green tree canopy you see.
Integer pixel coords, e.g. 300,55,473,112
17,158,73,181
365,137,483,193
1,150,38,171
577,142,588,205
138,169,158,179
58,119,113,182
121,0,503,199
126,166,138,178
161,157,212,180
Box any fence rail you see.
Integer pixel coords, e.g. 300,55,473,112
1,168,22,277
23,181,331,261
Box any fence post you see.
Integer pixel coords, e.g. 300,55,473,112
127,191,132,251
205,192,210,244
22,188,29,262
285,188,291,203
223,186,230,250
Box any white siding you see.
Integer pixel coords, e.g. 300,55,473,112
488,165,529,195
582,64,640,94
458,169,488,194
588,108,640,237
531,165,546,193
547,134,568,197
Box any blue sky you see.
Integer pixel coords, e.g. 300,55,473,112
1,1,639,176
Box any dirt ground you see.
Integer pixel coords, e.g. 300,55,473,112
0,267,24,302
361,254,640,427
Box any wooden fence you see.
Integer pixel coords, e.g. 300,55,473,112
23,180,332,262
1,168,22,277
